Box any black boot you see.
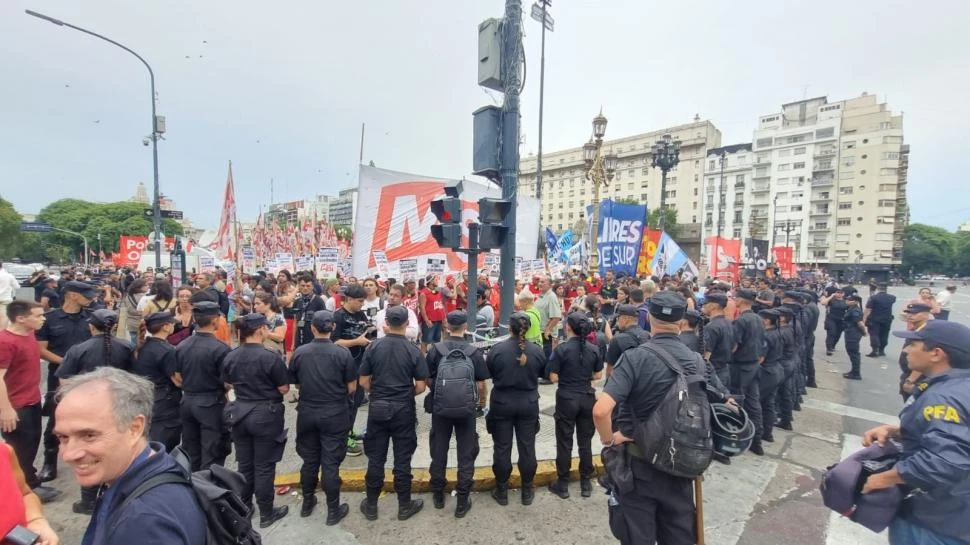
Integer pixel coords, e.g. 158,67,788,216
325,499,349,526
712,451,732,465
762,433,775,443
259,505,288,528
397,499,424,521
491,483,508,506
300,494,317,518
547,479,569,499
432,490,445,509
843,372,862,380
749,441,765,456
455,495,472,518
865,352,879,358
580,478,593,498
72,500,95,515
38,456,57,483
775,421,793,431
806,379,818,388
360,498,378,521
521,484,535,506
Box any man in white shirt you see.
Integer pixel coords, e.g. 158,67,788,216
0,262,22,329
935,284,957,321
374,284,419,341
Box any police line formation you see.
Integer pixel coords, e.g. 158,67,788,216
3,265,970,545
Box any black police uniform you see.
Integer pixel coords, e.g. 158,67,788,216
781,301,806,402
132,336,182,451
843,303,866,377
758,322,785,442
680,329,732,402
604,330,714,544
290,337,357,508
605,323,650,369
800,294,820,386
426,334,489,501
865,290,896,356
548,336,602,488
291,292,327,349
731,305,766,444
358,331,429,508
485,335,547,492
222,344,290,517
776,318,798,428
36,305,91,471
176,329,231,471
824,296,847,353
703,314,734,386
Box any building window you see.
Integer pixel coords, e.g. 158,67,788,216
880,168,898,176
794,147,806,155
792,191,804,199
693,188,698,196
693,201,698,209
837,218,851,226
875,233,893,242
843,156,856,167
627,183,634,191
736,174,745,184
778,163,791,171
708,160,716,170
813,250,828,259
791,205,803,212
793,162,806,169
879,183,895,192
816,127,835,138
879,199,895,207
777,177,790,185
733,211,742,223
844,141,856,150
779,149,791,158
840,186,854,195
642,194,649,201
642,167,649,175
733,228,743,238
838,202,852,210
756,138,773,148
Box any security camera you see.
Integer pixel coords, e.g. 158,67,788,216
142,138,150,147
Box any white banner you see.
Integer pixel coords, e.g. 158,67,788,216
276,252,294,272
399,258,419,281
199,256,216,273
295,255,314,273
352,165,540,276
316,247,339,279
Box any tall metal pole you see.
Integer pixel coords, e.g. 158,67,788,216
359,122,365,165
25,10,162,269
535,0,549,203
659,170,669,232
714,152,725,277
498,0,523,331
587,144,603,278
771,194,778,249
466,223,480,332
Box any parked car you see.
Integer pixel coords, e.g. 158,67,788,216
5,264,36,283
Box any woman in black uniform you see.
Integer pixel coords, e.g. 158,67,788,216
54,308,135,514
485,312,547,507
132,311,182,452
757,309,785,444
547,312,602,500
222,312,291,528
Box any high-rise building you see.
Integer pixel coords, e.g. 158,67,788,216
959,220,970,233
700,93,908,279
328,188,358,227
518,118,721,248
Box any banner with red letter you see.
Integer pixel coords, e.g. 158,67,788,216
705,236,741,279
352,165,540,276
115,236,176,267
772,246,795,278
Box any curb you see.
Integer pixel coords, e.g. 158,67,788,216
275,455,605,492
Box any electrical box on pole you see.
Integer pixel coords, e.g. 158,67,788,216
472,106,502,182
478,18,504,91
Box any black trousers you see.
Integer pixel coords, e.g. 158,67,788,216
804,333,816,382
758,365,784,439
611,456,695,545
42,362,59,464
429,413,480,497
554,392,595,481
2,403,43,489
296,404,350,502
825,319,844,352
867,321,891,353
364,403,418,503
846,336,862,376
938,310,951,321
180,393,230,471
487,395,539,486
150,417,183,453
347,382,365,435
777,360,795,425
729,363,763,440
232,403,286,514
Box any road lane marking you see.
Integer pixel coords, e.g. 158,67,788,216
801,398,899,426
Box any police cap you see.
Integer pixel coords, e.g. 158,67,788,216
903,302,932,314
616,304,639,317
311,310,335,333
648,291,687,323
64,280,99,300
566,312,591,335
143,311,176,329
758,308,780,321
446,310,468,327
385,305,409,327
735,289,758,302
192,301,220,316
704,292,728,308
893,321,970,368
237,313,268,329
783,290,804,301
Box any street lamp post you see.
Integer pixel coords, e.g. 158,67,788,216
582,110,617,278
25,9,164,269
530,0,553,204
651,133,681,233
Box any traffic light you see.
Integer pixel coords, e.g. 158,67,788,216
477,197,511,250
430,197,463,249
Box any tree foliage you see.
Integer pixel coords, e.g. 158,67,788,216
901,223,970,277
646,207,680,239
0,195,23,259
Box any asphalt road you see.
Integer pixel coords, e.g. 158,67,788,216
21,284,969,544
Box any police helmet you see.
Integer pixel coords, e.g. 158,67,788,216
711,404,755,457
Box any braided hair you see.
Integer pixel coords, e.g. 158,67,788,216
509,312,531,366
92,314,118,367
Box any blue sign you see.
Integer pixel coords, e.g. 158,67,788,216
20,222,52,233
545,227,558,257
590,200,647,277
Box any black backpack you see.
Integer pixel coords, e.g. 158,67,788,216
432,342,478,419
631,344,713,479
111,446,262,545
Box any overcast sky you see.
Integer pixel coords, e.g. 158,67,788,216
2,0,968,231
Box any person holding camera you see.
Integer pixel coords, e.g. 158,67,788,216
332,284,373,457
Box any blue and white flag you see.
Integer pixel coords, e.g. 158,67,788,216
556,230,573,262
585,199,647,277
652,232,691,278
545,227,558,257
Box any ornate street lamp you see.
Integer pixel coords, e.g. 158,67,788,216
651,133,681,232
583,110,617,277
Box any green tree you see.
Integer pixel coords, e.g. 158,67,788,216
951,231,970,277
646,207,680,239
901,223,955,275
0,196,22,259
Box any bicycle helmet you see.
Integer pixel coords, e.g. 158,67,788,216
710,403,755,457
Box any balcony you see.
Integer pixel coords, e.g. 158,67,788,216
814,149,837,158
813,165,835,174
808,241,828,249
734,200,745,208
752,183,770,193
810,209,831,216
812,177,834,186
811,195,832,203
809,226,830,233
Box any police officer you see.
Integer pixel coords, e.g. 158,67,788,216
862,321,970,543
55,308,135,514
681,309,735,439
757,309,785,444
591,291,720,544
732,289,766,455
36,280,95,483
775,306,798,431
605,304,650,376
358,305,428,521
222,313,291,528
289,310,357,524
821,287,847,356
898,302,932,401
332,283,372,457
425,310,489,518
175,301,232,471
798,289,820,388
842,295,867,380
780,291,806,409
547,312,602,500
485,312,547,507
864,283,896,357
291,272,327,350
132,311,182,452
701,291,734,387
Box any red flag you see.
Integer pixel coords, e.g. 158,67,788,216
208,161,238,260
772,246,795,278
706,236,741,280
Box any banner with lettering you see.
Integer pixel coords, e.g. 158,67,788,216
585,199,646,277
742,238,770,275
352,165,540,275
705,236,741,279
636,229,663,277
772,246,795,278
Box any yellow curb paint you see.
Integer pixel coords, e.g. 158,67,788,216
274,455,605,492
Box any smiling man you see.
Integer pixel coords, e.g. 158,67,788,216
54,367,206,545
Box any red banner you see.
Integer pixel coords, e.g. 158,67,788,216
772,246,795,278
115,235,177,267
635,229,663,277
705,236,741,280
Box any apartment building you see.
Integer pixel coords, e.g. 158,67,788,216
700,93,908,277
518,117,722,238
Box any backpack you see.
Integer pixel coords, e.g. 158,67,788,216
631,344,713,479
432,342,478,419
111,446,262,545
